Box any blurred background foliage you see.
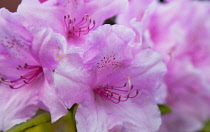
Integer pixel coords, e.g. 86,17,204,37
198,120,210,132
158,104,171,115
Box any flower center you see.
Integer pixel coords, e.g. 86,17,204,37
93,53,122,74
0,63,43,89
94,77,139,104
64,14,95,37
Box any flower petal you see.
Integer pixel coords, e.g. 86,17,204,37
31,27,67,70
17,0,65,34
0,83,39,131
0,8,33,60
76,92,161,132
38,73,68,122
54,54,93,108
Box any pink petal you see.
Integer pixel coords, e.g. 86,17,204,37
76,92,161,132
31,27,67,70
54,54,93,108
0,83,39,131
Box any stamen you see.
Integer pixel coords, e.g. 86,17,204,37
94,77,139,104
64,14,96,38
0,63,43,89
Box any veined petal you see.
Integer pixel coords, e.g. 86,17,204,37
0,8,34,60
17,0,65,34
75,98,107,132
54,54,93,108
127,49,166,93
0,81,40,131
31,27,67,70
38,74,67,122
83,24,136,70
76,92,161,132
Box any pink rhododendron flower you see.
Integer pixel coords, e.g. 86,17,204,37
138,1,210,132
17,0,128,49
116,0,157,44
0,8,67,131
139,0,188,62
116,1,168,103
117,0,154,27
54,24,167,131
159,59,210,132
140,0,210,63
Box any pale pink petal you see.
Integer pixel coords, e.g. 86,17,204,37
17,0,65,34
31,27,67,70
0,82,40,131
117,0,154,27
54,54,93,108
162,59,210,132
38,71,67,122
76,92,161,132
0,8,33,60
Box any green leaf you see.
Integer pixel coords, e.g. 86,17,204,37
198,120,210,132
5,104,79,132
158,104,172,115
25,110,77,132
52,104,78,132
6,110,51,132
24,122,53,132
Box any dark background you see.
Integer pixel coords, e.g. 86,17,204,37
0,0,22,12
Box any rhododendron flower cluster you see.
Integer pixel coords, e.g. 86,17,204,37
0,0,210,132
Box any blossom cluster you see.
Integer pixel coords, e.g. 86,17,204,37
0,0,210,132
